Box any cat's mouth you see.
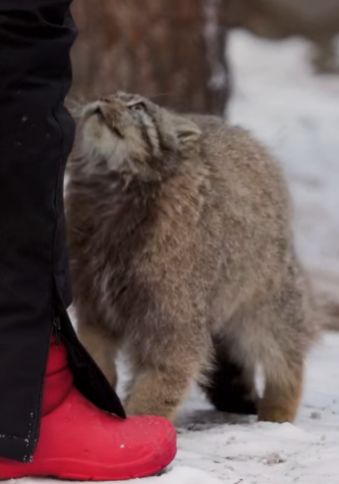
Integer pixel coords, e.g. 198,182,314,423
83,103,124,139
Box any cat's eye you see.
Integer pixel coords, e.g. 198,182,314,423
128,102,146,112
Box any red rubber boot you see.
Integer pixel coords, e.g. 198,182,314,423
0,340,176,480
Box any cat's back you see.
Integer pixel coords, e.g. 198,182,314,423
186,113,291,228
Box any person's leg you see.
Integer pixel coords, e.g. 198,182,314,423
0,0,79,461
0,1,176,477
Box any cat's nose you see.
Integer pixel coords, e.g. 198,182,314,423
82,101,104,119
99,95,125,109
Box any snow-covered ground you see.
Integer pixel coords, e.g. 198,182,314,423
10,31,339,484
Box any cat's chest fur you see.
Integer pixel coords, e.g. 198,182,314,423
69,178,158,331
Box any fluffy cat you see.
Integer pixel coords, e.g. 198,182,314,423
66,92,317,422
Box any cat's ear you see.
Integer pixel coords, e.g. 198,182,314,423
153,107,201,153
174,117,202,151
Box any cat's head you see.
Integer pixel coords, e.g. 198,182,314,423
76,92,201,180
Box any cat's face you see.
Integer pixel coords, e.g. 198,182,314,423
78,92,201,179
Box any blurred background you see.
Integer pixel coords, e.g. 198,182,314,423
70,0,339,323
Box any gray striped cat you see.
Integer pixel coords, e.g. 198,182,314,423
66,92,317,422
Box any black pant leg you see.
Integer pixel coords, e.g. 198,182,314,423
0,1,124,463
0,0,76,462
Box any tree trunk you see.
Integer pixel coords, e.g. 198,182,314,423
70,0,230,115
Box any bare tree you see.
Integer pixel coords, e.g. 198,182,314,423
71,0,230,114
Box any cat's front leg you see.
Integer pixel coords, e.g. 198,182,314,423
125,363,197,420
125,328,208,420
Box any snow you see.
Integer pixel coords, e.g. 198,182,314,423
228,31,339,304
20,467,223,484
9,31,339,484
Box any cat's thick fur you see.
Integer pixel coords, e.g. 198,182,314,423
66,92,317,422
